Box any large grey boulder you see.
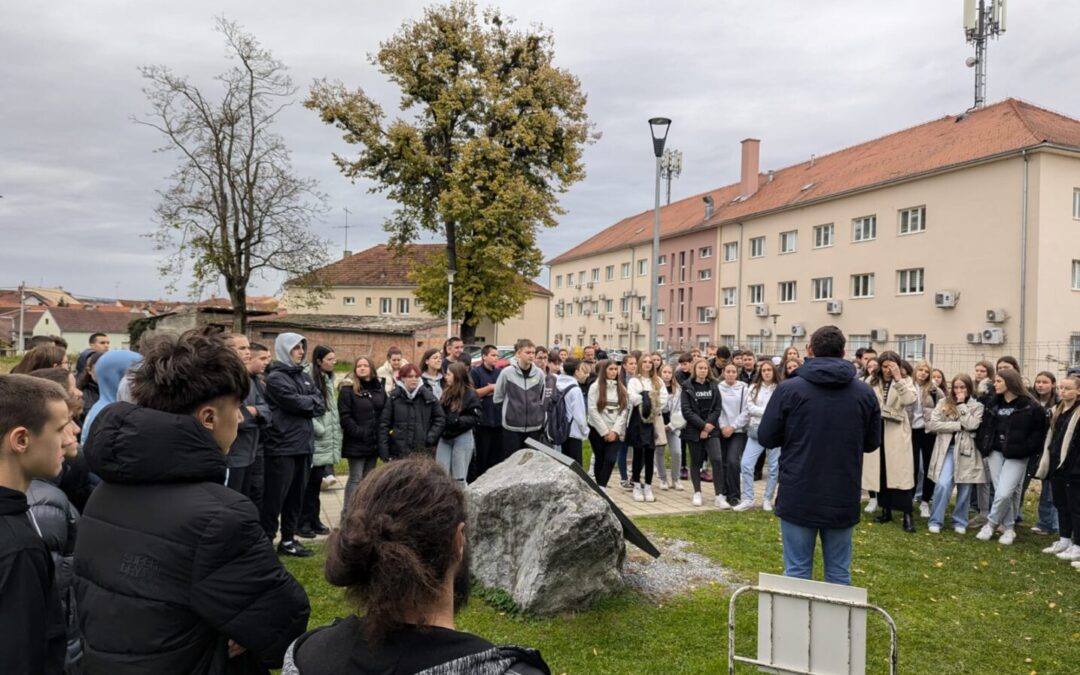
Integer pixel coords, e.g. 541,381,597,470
466,448,625,615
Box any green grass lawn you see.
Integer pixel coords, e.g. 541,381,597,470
283,485,1080,674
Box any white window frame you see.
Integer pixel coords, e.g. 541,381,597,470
366,297,373,307
852,215,877,242
898,206,926,235
657,309,665,325
605,299,613,312
848,334,872,351
896,335,927,361
812,277,833,301
398,297,410,315
605,265,615,281
1073,189,1080,220
591,268,600,282
657,254,667,266
379,297,393,315
555,275,563,289
746,335,764,353
897,268,925,295
723,242,738,262
851,273,875,299
1073,260,1080,290
779,230,798,254
699,246,713,259
748,284,765,305
566,272,574,285
621,262,631,279
637,259,648,276
343,296,356,306
657,275,666,286
698,268,712,281
750,236,765,258
778,281,797,304
567,303,574,316
813,223,834,248
722,287,736,306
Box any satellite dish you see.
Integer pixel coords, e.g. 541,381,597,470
965,56,978,68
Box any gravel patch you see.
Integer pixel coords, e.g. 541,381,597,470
622,537,733,601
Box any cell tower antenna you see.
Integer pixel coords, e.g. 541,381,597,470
963,0,1007,109
659,148,682,205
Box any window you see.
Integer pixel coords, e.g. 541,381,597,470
697,306,711,323
605,299,613,312
621,262,631,279
578,270,586,285
778,281,797,303
746,335,764,353
848,334,872,351
722,287,736,306
365,297,372,307
1074,189,1080,219
779,230,798,254
723,242,738,262
720,334,736,347
658,275,666,286
566,272,574,285
699,246,713,259
398,298,410,314
567,303,574,316
678,251,687,282
591,268,600,282
592,301,599,314
899,206,926,234
620,297,630,313
343,296,356,306
748,284,765,304
637,259,648,276
657,309,665,325
555,275,563,289
896,335,927,361
1073,261,1080,290
813,223,834,248
812,277,833,301
698,268,712,281
897,268,925,295
852,215,877,242
379,297,392,314
851,273,875,298
658,254,667,266
749,236,765,258
604,265,613,281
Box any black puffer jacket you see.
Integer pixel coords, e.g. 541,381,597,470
338,378,387,458
75,402,311,675
378,385,446,460
441,389,482,440
27,478,82,670
977,394,1049,459
264,361,325,457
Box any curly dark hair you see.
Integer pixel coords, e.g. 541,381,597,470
130,330,248,414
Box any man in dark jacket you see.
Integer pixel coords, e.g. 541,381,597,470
469,345,503,480
223,333,272,501
260,332,325,557
758,326,881,585
74,332,310,675
0,374,70,675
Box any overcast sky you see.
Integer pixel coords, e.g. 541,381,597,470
3,1,1079,301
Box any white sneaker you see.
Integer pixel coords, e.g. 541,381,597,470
658,479,669,491
673,480,685,491
1072,561,1080,569
1056,544,1080,561
762,498,773,512
954,526,966,535
643,485,655,502
976,524,995,541
692,492,703,507
1043,539,1072,554
715,495,732,510
632,484,645,502
864,498,878,513
999,529,1016,545
919,501,931,519
732,499,755,512
928,524,941,534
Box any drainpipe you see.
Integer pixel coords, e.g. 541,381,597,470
1019,150,1029,369
735,223,744,347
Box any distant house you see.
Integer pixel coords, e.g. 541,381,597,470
31,307,139,351
283,244,551,345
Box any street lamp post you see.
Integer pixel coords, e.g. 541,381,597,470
447,270,456,339
648,117,672,353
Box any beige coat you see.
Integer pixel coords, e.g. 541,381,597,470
926,399,986,484
1036,402,1080,479
862,377,916,492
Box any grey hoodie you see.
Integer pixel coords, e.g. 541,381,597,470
493,362,548,432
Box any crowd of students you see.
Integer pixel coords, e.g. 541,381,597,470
3,324,1079,673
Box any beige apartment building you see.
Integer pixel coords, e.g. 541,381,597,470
548,99,1080,375
284,244,551,345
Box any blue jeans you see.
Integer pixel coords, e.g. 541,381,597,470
987,451,1026,529
1036,480,1059,532
436,432,475,482
928,445,973,529
740,437,779,502
780,519,854,585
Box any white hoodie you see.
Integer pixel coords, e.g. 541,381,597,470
745,382,776,425
556,373,589,440
717,380,749,431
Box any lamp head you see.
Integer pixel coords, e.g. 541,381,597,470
648,117,672,157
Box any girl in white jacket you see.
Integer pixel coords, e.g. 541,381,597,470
656,364,686,491
627,358,668,502
717,363,749,506
735,361,780,511
587,360,629,489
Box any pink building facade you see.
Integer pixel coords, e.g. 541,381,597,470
657,226,718,352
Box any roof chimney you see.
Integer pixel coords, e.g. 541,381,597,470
740,138,761,199
343,250,352,259
703,195,715,220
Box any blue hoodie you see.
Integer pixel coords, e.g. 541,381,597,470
82,350,142,442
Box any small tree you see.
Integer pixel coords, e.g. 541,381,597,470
306,0,596,341
138,17,329,332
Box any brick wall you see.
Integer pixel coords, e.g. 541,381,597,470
247,322,458,368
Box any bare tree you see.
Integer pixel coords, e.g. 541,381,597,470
138,17,329,331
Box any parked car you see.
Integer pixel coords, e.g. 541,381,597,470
467,345,514,369
606,348,628,364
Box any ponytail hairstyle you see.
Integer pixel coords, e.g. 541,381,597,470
440,361,472,413
942,373,975,420
595,359,627,412
310,345,335,402
326,457,466,647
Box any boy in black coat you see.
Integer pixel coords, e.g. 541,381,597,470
74,332,310,675
0,374,71,675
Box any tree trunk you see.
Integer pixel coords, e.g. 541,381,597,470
230,289,248,334
460,311,477,344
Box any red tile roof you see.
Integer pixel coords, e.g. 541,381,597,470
549,98,1080,265
40,307,138,334
292,244,552,297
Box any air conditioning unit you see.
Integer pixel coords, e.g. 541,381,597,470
598,293,607,301
982,327,1006,344
571,295,579,303
586,282,595,289
966,332,982,344
754,304,770,317
934,290,959,308
826,300,843,315
760,328,773,338
870,328,888,342
986,309,1008,323
555,307,565,318
630,323,641,332
621,310,630,318
578,326,587,334
622,290,634,298
597,313,607,320
580,295,591,303
704,306,717,319
582,308,591,316
641,307,652,320
575,283,583,290
616,322,628,330
791,323,806,338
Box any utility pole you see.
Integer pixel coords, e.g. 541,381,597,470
17,281,26,355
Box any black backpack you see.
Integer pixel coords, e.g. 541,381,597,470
544,384,574,446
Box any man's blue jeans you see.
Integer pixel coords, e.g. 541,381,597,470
780,519,854,585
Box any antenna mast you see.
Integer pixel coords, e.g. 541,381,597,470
334,207,353,258
659,148,683,205
964,0,1007,109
